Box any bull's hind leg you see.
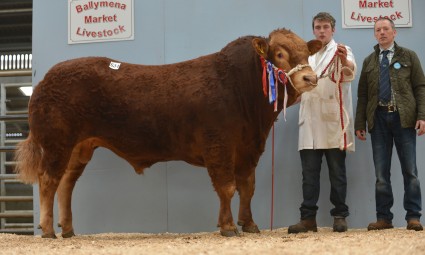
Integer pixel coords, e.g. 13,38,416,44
57,140,95,238
36,138,75,238
236,166,260,233
38,173,61,238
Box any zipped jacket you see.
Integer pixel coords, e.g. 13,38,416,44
355,42,425,132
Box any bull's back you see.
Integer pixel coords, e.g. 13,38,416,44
33,56,229,111
29,56,242,162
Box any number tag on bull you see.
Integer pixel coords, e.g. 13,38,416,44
109,61,121,70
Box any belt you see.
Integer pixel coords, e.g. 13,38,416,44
377,105,397,112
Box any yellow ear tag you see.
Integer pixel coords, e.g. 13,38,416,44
259,47,265,54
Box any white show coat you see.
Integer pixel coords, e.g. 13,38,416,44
298,39,357,152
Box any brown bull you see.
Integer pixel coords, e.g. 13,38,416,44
15,28,321,238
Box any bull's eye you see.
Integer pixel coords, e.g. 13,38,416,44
277,53,284,59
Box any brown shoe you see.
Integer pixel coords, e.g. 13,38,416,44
367,219,394,231
333,217,347,232
288,219,317,234
407,219,423,231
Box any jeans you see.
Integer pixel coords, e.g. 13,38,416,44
299,149,349,219
371,110,422,221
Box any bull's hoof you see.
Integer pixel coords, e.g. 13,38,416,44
237,221,260,233
37,224,42,229
242,225,260,233
41,233,57,239
220,228,240,237
62,230,75,238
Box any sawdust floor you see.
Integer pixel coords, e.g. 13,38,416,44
0,227,424,255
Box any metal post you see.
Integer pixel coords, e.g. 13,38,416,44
0,84,6,229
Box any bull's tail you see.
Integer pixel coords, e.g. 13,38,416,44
14,134,42,184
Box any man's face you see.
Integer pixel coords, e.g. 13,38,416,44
374,19,397,49
313,20,334,47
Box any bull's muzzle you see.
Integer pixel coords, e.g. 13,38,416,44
303,74,318,86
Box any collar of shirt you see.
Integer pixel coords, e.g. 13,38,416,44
379,43,395,53
379,43,395,63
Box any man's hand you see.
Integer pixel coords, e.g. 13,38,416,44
336,44,348,66
415,120,425,136
355,130,367,141
337,44,354,73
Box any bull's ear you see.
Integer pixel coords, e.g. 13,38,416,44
252,38,269,58
307,39,322,56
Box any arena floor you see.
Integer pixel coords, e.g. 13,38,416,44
0,227,424,254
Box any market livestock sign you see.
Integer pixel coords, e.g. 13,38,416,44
341,0,412,28
68,0,134,44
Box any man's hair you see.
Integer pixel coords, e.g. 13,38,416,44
375,17,396,29
312,12,336,29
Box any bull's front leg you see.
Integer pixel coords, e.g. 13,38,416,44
207,167,239,237
38,174,61,238
236,168,260,233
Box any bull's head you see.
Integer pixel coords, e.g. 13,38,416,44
252,29,322,94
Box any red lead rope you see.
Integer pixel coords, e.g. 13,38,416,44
338,69,347,149
270,124,275,230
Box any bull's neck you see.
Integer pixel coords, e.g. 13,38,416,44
244,54,284,138
217,36,284,136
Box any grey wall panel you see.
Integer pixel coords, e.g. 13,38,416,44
166,162,219,233
71,149,168,234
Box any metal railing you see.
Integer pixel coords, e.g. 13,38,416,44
0,54,32,71
0,81,33,235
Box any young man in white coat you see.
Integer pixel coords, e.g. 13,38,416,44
288,12,357,233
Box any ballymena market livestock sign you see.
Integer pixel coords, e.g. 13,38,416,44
68,0,134,44
342,0,412,28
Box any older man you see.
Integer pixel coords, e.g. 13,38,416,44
355,17,425,231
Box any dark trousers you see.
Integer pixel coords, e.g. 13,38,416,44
299,149,349,219
371,110,422,221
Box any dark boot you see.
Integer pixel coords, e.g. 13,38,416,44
367,219,393,231
407,219,423,231
288,219,317,234
333,216,347,232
